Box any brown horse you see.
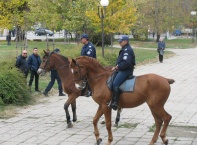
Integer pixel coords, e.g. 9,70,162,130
37,51,122,128
69,56,175,145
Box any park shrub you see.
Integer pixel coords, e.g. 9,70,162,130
0,59,32,105
91,33,111,47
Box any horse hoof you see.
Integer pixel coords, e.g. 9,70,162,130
113,123,118,127
96,138,102,145
164,139,168,145
67,122,73,128
100,120,106,124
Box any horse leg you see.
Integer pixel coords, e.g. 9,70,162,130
113,107,122,127
100,108,122,127
158,108,172,145
71,99,77,122
149,110,163,145
64,102,73,128
102,105,113,145
93,105,104,145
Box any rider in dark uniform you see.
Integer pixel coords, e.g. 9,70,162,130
80,34,96,97
108,35,136,110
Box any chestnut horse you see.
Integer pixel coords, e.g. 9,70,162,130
69,56,175,145
37,51,122,128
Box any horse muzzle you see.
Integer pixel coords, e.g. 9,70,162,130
75,82,86,90
37,68,44,75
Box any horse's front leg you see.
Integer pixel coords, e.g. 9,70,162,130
102,105,113,145
71,99,77,122
93,105,104,145
64,95,75,128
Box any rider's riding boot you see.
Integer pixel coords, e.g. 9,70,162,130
108,87,120,111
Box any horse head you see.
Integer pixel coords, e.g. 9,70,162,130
37,50,54,75
69,57,88,90
70,56,108,90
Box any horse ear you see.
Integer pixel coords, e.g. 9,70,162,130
43,50,47,54
72,59,76,64
69,58,77,68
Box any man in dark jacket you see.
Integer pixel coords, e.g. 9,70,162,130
28,48,41,92
108,35,136,111
43,48,65,97
15,50,29,78
80,34,96,58
6,33,11,45
80,34,96,97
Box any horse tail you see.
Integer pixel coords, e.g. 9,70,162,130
166,78,175,84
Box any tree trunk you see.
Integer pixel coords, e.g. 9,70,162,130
156,34,160,42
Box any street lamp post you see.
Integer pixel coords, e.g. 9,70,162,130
98,0,109,57
191,11,196,43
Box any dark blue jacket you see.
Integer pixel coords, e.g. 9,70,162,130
81,42,96,58
116,43,135,71
27,54,41,72
158,41,165,50
15,54,29,72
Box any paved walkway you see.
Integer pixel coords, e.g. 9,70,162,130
0,48,197,145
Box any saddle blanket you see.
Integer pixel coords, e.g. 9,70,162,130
107,75,136,92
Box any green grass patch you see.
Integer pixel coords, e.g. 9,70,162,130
117,123,138,129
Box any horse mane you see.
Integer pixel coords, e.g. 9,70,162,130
76,56,107,71
52,53,69,64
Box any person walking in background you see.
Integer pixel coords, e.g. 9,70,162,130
157,37,166,63
15,50,29,78
80,34,96,97
43,48,65,97
6,32,11,45
28,48,41,92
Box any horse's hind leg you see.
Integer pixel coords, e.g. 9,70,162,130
71,99,77,122
114,107,122,127
149,110,163,145
158,109,172,145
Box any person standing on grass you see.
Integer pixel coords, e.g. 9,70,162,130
28,48,41,92
6,32,11,45
15,50,29,78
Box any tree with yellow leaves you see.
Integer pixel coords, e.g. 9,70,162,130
0,0,29,29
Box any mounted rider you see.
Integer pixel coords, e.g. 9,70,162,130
108,35,136,110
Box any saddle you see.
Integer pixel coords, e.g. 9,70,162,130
106,72,136,92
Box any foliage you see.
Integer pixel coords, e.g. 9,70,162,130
0,0,29,29
0,59,31,105
91,33,111,46
131,0,196,41
86,0,137,34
